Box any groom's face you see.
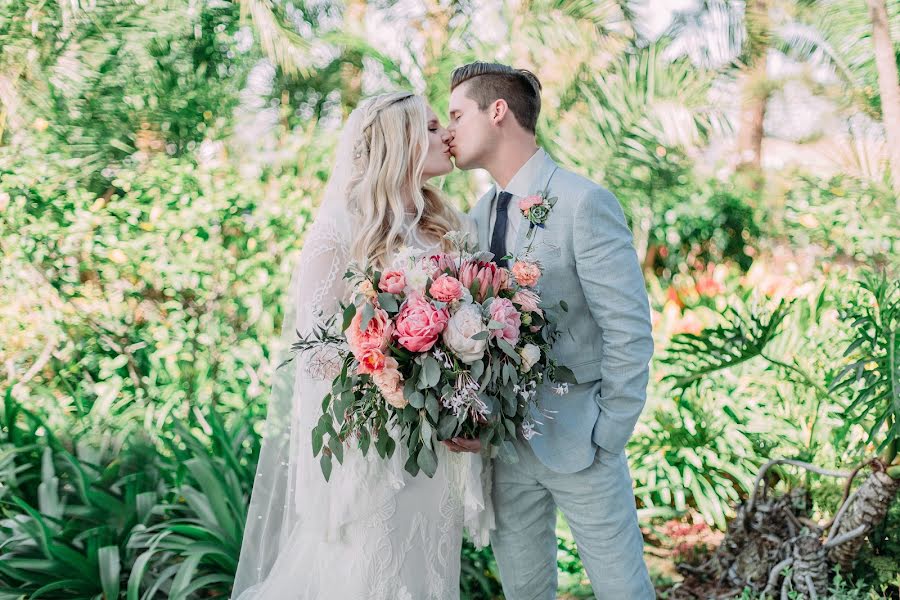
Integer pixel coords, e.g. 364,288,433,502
447,82,494,170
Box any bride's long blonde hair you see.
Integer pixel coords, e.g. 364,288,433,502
346,92,461,269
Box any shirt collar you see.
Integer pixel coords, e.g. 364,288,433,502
495,147,549,199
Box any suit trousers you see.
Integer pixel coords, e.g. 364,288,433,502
489,437,655,600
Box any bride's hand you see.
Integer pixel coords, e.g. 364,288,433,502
441,437,482,453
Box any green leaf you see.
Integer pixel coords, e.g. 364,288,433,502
408,391,425,409
554,365,578,384
312,426,324,456
98,546,120,600
421,419,434,450
417,445,438,478
470,360,485,380
376,293,399,312
437,413,459,440
404,452,421,477
496,339,520,363
328,435,344,464
470,330,490,341
360,302,376,332
421,356,441,388
320,453,332,481
425,393,440,422
342,303,357,331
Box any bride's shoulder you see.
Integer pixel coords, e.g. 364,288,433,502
304,213,351,248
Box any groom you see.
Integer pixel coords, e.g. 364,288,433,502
445,62,656,599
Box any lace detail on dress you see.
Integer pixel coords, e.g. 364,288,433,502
294,215,350,381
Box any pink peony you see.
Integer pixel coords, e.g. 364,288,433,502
511,260,541,288
346,306,393,357
518,194,544,216
379,270,406,294
458,260,510,302
357,348,386,374
430,274,464,303
394,294,449,353
373,357,407,408
488,298,521,345
512,289,543,316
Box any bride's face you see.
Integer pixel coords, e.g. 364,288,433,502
421,106,453,180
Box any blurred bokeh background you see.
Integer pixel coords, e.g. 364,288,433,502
1,1,898,598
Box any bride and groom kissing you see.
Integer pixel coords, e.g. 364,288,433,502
231,61,656,600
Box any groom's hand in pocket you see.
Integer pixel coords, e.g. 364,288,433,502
441,437,482,453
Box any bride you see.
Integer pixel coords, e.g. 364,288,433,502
230,92,493,600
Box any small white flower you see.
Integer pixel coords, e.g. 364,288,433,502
404,265,429,295
554,383,569,396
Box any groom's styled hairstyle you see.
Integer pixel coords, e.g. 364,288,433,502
450,62,542,134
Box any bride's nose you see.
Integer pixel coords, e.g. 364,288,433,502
439,129,451,143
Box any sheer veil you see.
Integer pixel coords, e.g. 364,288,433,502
230,104,366,599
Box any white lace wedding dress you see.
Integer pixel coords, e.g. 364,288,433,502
231,211,493,600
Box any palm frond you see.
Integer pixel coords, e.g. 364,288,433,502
662,299,793,392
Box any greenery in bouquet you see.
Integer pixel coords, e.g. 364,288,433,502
283,232,576,480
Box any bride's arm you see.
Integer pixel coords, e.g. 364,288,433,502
291,216,351,381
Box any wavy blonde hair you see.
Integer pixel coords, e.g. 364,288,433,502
346,92,461,269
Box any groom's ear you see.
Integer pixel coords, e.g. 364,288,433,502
490,99,510,126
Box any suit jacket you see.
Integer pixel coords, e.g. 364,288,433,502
469,148,653,473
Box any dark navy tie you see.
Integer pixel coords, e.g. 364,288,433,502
489,191,513,268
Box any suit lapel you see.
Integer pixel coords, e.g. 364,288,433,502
512,156,559,259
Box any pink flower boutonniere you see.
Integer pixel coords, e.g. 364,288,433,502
518,184,557,255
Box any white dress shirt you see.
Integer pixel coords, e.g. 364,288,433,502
487,148,548,254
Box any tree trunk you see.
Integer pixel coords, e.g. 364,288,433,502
735,0,771,188
867,0,900,197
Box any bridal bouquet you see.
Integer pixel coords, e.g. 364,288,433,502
286,232,575,481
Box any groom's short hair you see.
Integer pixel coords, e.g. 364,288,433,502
450,62,542,134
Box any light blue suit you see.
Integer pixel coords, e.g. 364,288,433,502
470,148,655,599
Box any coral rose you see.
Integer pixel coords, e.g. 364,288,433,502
357,348,386,374
511,260,541,288
373,357,407,408
379,270,406,294
346,306,393,357
430,274,464,303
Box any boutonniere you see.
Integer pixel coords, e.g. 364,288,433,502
518,183,558,256
518,188,557,231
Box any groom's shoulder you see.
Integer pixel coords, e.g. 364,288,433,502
551,164,615,205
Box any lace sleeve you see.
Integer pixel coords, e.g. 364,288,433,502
292,216,351,381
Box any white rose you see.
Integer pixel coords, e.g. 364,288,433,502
442,303,488,364
518,343,541,372
404,265,429,295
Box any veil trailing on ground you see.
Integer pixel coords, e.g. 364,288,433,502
230,102,370,599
